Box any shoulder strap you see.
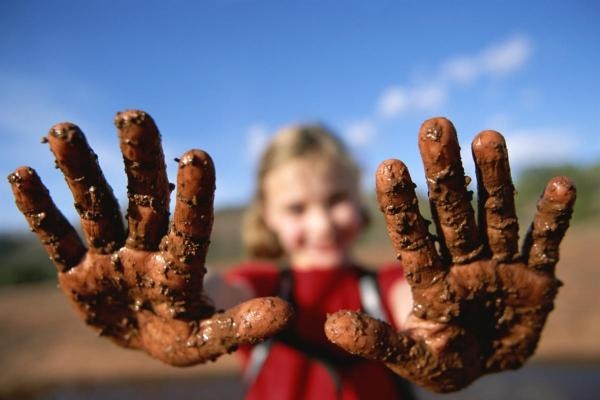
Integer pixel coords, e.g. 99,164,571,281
358,270,388,323
358,270,417,400
243,267,292,387
243,338,273,387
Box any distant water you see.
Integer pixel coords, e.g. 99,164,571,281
33,361,600,400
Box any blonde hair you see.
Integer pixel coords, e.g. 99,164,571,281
242,122,367,259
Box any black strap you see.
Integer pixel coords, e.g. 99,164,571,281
358,269,388,323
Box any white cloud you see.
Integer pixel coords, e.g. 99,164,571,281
412,85,447,110
441,35,532,85
376,35,532,120
441,56,480,84
344,119,376,146
504,128,580,169
481,36,532,76
377,84,447,118
378,87,409,117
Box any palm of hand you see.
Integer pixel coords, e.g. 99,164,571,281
9,110,291,366
325,118,575,392
396,258,558,391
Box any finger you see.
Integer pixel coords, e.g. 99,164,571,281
139,297,293,366
471,130,519,262
376,159,444,288
522,176,576,273
115,110,171,250
324,311,477,393
325,310,412,361
418,117,483,264
8,166,86,272
164,150,215,270
47,123,125,253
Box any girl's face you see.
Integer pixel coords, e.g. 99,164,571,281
262,157,364,270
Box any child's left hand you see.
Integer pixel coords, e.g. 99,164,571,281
325,117,576,393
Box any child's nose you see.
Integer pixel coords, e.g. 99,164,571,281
305,206,335,239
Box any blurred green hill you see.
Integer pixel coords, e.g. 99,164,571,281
2,162,598,286
514,163,599,224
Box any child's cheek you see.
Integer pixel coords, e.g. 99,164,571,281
332,202,363,237
275,216,305,252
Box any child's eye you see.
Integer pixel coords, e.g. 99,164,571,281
285,203,305,215
327,192,349,207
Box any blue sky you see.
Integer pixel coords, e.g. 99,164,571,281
2,0,599,232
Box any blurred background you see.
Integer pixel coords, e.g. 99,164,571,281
1,1,599,399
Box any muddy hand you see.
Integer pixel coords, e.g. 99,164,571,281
325,117,576,392
8,110,292,366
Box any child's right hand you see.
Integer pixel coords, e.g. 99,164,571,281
8,110,292,367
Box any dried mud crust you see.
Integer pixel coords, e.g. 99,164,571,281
8,110,293,367
326,117,576,393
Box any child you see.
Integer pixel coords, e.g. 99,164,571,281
8,110,576,399
209,123,416,398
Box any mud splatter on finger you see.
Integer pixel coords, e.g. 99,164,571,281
418,117,482,264
116,110,171,251
523,176,576,273
8,166,86,272
472,130,519,262
164,149,215,269
46,123,125,253
376,159,444,289
139,296,293,366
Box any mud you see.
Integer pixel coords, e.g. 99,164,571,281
418,118,483,265
326,257,566,392
115,110,171,251
472,130,520,262
8,109,294,368
375,159,445,289
46,122,125,254
326,117,577,393
524,176,576,273
8,167,86,272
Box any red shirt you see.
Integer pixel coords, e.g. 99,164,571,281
225,262,412,400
